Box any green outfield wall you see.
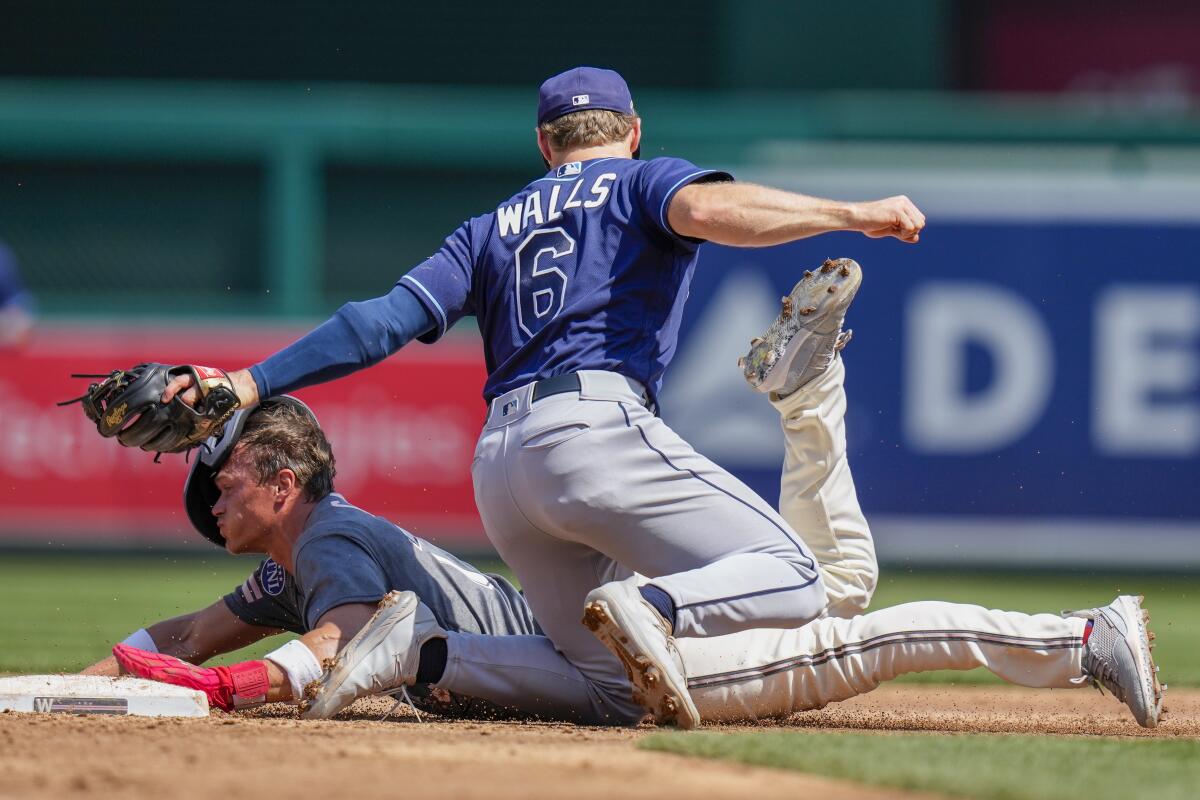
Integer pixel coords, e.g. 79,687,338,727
2,80,1200,317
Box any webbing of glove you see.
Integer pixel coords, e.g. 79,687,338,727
73,363,167,437
65,362,177,451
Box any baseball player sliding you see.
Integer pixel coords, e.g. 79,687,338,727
85,397,545,719
119,66,1159,728
100,396,1161,727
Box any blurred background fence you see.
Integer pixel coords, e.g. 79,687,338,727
1,0,1197,569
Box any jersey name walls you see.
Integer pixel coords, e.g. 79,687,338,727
496,166,616,238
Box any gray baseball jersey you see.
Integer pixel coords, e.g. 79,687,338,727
223,492,538,638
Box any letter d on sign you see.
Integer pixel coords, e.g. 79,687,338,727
905,284,1053,453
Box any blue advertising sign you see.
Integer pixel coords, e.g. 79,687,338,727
660,221,1199,567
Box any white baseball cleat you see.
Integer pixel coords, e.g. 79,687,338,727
739,257,862,397
582,578,699,729
299,590,446,720
1066,594,1165,728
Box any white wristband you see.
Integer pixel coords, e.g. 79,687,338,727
264,640,323,702
120,628,159,653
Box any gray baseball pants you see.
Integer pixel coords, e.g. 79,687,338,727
437,360,1089,724
460,367,825,721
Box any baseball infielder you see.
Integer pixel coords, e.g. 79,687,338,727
104,393,1161,727
158,66,1160,728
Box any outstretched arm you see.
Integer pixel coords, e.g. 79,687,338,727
163,283,435,407
111,602,378,708
667,181,925,247
82,600,282,677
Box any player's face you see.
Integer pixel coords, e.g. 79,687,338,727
211,450,277,555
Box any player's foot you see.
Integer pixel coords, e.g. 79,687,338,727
582,578,699,729
299,590,446,720
739,257,862,397
1066,594,1165,728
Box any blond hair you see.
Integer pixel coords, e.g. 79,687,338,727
538,108,637,151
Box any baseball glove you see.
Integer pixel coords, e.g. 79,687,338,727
59,362,241,455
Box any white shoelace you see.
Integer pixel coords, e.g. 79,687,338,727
379,685,423,723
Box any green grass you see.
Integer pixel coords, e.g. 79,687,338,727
642,731,1200,800
0,552,515,672
0,553,291,671
0,553,1195,686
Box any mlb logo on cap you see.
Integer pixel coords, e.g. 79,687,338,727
538,67,635,125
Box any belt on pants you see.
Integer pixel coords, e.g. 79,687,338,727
531,371,655,414
530,372,583,402
485,371,655,428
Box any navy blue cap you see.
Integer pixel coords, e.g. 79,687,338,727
537,67,636,125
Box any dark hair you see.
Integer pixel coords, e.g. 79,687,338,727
236,402,335,501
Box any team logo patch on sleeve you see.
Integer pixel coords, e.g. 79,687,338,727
261,559,287,597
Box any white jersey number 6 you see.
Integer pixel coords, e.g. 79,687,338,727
515,227,576,339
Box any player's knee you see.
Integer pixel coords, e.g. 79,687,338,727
778,557,828,623
808,570,829,619
860,547,879,607
853,529,880,609
822,559,878,618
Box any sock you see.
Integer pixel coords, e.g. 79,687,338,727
415,637,448,684
1082,619,1094,646
639,584,676,633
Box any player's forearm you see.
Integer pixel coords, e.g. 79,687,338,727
82,617,210,677
299,623,346,664
247,284,434,398
670,182,857,247
117,603,277,668
145,616,218,663
264,605,377,705
251,627,348,703
249,616,371,704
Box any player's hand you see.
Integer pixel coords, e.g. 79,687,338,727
161,367,260,409
850,196,925,243
113,644,270,711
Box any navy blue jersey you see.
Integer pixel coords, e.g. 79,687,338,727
223,493,538,636
401,157,732,405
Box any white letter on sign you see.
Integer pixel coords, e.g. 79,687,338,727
905,284,1053,453
1094,286,1199,456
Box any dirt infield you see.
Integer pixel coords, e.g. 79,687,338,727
1,684,1196,800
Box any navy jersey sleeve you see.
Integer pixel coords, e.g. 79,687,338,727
293,531,391,630
247,284,433,398
635,157,734,247
221,559,305,634
399,221,476,344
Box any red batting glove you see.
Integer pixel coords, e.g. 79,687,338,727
113,644,270,711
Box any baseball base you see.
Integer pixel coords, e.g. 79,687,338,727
0,674,209,717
